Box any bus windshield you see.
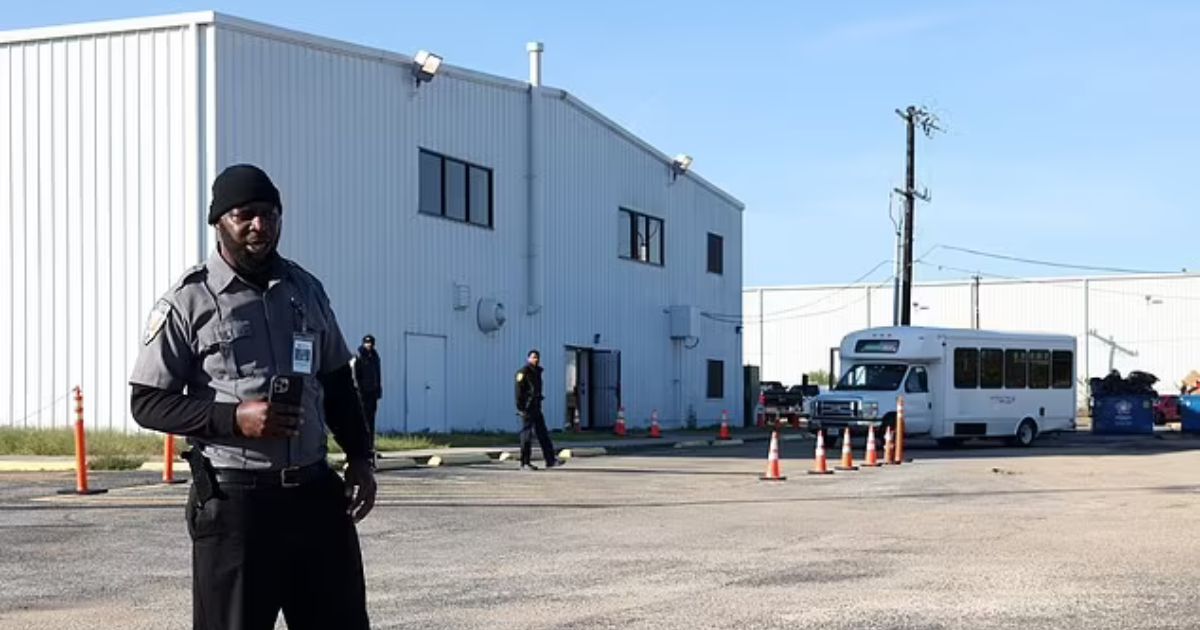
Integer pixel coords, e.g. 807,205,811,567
835,364,909,391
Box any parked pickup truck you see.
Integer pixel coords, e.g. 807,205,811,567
758,381,820,424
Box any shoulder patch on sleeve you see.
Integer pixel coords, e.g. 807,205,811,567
142,300,173,345
516,371,525,383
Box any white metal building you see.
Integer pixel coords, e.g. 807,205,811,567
744,273,1200,400
0,12,745,433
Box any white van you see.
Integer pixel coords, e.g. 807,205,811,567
809,327,1077,447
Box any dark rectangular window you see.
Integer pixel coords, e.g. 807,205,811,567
855,339,900,354
980,348,1004,389
706,360,725,399
419,149,493,228
954,348,979,389
444,160,467,221
1029,350,1051,389
707,233,723,274
419,150,443,216
1052,350,1074,389
618,207,665,266
1005,349,1028,389
468,166,491,227
618,210,633,258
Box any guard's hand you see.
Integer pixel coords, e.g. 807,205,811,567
344,458,377,523
234,401,303,439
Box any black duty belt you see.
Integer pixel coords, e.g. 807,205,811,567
213,461,330,489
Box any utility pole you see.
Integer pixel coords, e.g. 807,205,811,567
971,274,981,329
890,194,903,326
1088,329,1138,373
894,106,941,326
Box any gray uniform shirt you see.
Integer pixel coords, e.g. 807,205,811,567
130,251,353,470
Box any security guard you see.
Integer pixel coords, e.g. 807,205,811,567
515,349,562,470
129,164,375,630
352,334,383,451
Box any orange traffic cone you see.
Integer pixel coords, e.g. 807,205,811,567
649,410,662,438
807,430,834,475
614,407,627,437
718,411,732,440
835,428,858,471
884,426,897,465
895,397,911,464
759,430,787,481
862,424,881,467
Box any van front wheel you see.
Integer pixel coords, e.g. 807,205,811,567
1011,419,1038,447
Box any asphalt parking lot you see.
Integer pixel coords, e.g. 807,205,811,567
1,433,1198,629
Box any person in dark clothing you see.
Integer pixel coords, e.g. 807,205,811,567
128,164,375,630
353,334,382,451
515,349,562,471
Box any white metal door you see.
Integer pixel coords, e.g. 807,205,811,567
405,334,447,433
592,351,621,428
902,366,933,435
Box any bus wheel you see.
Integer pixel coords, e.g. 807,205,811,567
1012,419,1038,447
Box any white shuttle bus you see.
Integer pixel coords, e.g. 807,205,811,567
810,327,1077,447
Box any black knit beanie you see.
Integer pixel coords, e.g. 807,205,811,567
208,164,282,225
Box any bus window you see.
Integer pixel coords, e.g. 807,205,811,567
1005,349,1028,388
1029,350,1051,389
905,366,929,393
980,349,1004,389
1052,350,1074,389
954,348,979,389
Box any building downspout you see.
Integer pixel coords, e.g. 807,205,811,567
526,42,544,315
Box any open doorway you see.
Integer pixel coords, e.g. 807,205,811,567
565,347,621,430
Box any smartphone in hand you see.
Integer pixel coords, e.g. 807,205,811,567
269,374,305,407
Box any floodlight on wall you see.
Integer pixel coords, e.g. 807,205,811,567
670,154,693,181
412,50,443,85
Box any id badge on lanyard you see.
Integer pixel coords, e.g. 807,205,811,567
292,334,316,375
290,296,316,375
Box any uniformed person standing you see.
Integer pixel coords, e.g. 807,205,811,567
352,334,382,450
515,349,562,470
129,164,376,630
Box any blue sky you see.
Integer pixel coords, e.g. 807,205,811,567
5,1,1198,286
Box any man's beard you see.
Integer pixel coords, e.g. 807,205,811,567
217,227,279,276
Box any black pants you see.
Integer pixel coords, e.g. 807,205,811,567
520,409,557,466
360,396,378,448
187,468,369,630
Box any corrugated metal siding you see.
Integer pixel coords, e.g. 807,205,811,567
540,95,743,426
212,26,743,431
746,274,1200,399
0,26,201,431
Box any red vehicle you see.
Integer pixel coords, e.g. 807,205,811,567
1153,395,1181,425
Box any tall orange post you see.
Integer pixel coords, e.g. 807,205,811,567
58,386,106,496
162,434,186,484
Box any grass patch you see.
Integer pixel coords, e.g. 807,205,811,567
0,428,183,457
88,454,147,471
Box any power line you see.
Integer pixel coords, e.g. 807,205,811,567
938,244,1179,275
706,275,896,325
710,259,892,321
917,260,1200,302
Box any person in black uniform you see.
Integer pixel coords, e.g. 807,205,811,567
515,349,562,470
128,164,375,630
353,334,382,451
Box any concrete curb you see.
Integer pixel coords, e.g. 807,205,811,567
138,460,185,473
711,439,746,447
425,452,493,467
0,460,77,473
673,440,710,449
559,447,606,459
376,457,420,471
